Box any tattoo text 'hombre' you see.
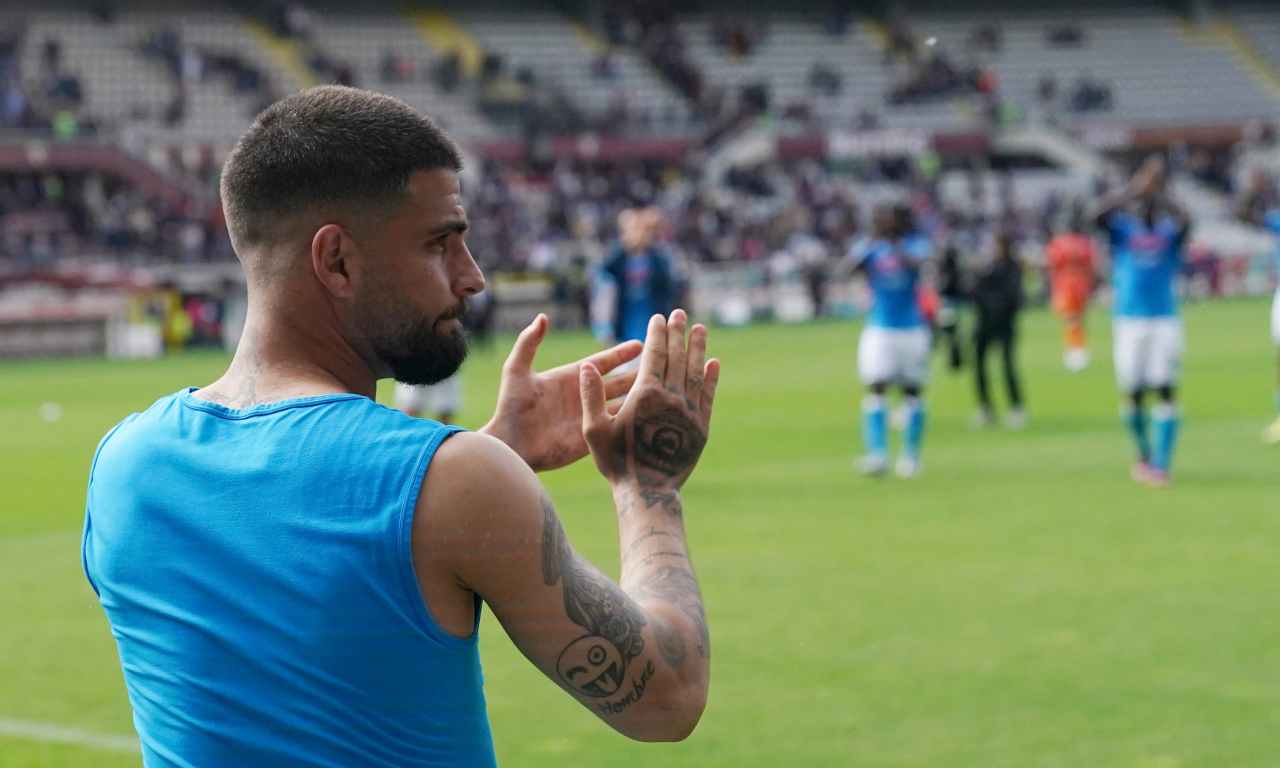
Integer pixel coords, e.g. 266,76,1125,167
542,496,649,700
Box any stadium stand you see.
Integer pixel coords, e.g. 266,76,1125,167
1229,3,1280,90
907,1,1278,126
288,5,498,141
3,0,1280,349
455,6,694,136
4,1,294,145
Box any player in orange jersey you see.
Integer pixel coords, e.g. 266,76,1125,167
1046,203,1098,372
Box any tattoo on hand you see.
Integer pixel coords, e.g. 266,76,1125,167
542,495,649,699
636,566,709,661
634,412,706,482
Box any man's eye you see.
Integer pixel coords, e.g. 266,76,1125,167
426,237,447,252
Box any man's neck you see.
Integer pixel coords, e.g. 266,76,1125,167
195,304,377,408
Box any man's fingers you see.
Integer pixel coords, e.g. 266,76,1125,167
686,323,707,396
504,314,548,374
700,358,721,418
580,363,609,436
603,369,638,400
606,400,626,416
664,309,688,392
584,339,643,376
636,313,668,383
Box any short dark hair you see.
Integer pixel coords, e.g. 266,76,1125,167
220,85,462,251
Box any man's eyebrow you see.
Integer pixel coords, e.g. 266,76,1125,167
427,219,469,237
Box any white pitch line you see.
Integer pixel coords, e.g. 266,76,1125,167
0,716,140,753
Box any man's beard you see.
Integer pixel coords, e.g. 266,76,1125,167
375,301,469,386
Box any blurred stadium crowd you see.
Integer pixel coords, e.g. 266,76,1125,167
3,0,1280,355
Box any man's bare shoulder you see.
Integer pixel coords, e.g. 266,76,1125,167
419,431,542,533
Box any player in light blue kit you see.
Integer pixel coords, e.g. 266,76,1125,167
1234,169,1280,444
1094,157,1191,486
848,203,932,478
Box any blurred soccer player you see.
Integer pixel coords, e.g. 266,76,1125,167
848,203,932,478
936,236,969,372
971,231,1026,429
1046,202,1098,372
594,207,675,349
395,374,462,423
1093,156,1191,487
82,86,718,765
1234,169,1280,444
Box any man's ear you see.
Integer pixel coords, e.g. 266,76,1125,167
311,223,355,298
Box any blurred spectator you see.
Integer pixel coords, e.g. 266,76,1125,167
824,6,852,37
432,50,462,93
90,0,117,24
271,1,314,40
1068,74,1113,113
1037,73,1058,105
1046,24,1085,47
808,62,842,97
889,48,966,104
711,17,764,58
969,23,1002,52
885,16,918,65
380,51,414,84
591,51,619,81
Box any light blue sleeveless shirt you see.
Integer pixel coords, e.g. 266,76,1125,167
82,389,496,767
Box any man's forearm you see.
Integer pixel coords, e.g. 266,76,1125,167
613,483,710,674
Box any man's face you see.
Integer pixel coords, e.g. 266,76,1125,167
872,206,895,238
349,169,485,385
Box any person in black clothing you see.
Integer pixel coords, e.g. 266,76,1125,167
936,240,967,371
972,231,1026,428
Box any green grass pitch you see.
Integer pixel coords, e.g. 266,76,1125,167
1,299,1277,767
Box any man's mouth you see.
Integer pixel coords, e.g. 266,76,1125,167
436,302,468,326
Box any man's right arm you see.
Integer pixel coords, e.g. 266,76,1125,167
415,311,718,742
1091,155,1163,231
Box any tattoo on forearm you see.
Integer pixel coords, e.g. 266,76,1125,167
638,488,682,517
595,660,655,716
541,496,564,585
623,526,676,560
542,495,649,701
642,551,689,566
634,413,706,481
636,566,709,660
653,619,687,670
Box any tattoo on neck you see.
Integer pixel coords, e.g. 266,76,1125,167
541,495,649,701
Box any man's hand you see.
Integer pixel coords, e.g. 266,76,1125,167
580,310,720,492
1131,155,1166,199
482,314,642,472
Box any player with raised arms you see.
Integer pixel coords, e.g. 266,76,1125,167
1092,156,1191,487
82,86,718,765
849,203,932,478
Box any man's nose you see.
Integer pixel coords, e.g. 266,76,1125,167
452,242,486,297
